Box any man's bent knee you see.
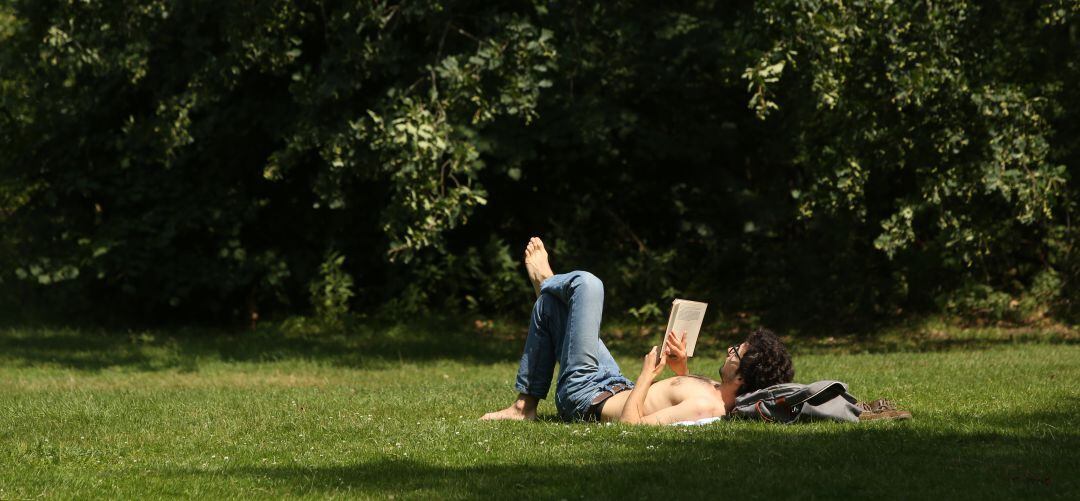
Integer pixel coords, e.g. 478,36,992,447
569,270,603,292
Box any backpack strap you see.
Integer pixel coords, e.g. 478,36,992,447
754,400,775,422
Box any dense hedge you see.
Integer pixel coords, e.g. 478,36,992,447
1,1,1077,328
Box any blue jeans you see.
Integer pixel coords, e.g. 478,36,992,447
515,271,635,421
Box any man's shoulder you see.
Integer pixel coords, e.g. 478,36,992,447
697,394,728,417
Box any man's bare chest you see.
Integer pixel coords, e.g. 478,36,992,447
648,375,720,405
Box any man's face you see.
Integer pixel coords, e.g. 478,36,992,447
719,341,748,385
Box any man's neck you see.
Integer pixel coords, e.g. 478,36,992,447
718,381,742,412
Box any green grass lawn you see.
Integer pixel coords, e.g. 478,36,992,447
1,321,1078,499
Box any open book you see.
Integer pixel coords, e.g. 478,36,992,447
664,299,708,357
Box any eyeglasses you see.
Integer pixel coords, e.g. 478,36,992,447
720,343,743,378
728,344,742,364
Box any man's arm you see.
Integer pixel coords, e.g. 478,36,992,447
621,347,666,424
626,397,723,426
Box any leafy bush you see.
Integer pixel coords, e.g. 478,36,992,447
1,1,1076,328
309,251,354,325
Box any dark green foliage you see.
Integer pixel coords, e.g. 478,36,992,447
1,1,1077,327
309,250,354,325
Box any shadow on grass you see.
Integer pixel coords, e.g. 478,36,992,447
591,320,1079,358
1,317,1076,373
787,327,1080,356
165,417,1079,499
0,319,523,372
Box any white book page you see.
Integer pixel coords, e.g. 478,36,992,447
665,299,708,357
665,302,681,336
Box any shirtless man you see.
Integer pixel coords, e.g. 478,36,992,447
481,237,794,425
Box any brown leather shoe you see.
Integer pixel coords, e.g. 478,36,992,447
857,398,912,421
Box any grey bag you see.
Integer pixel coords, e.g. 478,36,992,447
729,380,862,423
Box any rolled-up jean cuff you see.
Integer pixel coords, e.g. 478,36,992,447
515,384,548,399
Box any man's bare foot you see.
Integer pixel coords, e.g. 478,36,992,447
524,237,554,297
480,395,539,421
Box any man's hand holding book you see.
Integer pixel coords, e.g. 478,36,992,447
663,330,689,376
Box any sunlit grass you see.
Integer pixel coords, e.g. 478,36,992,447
1,322,1077,499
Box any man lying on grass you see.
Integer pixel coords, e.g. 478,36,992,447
481,237,794,425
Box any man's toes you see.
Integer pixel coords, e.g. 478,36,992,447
534,238,545,251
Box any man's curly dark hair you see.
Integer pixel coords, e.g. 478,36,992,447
735,328,794,395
